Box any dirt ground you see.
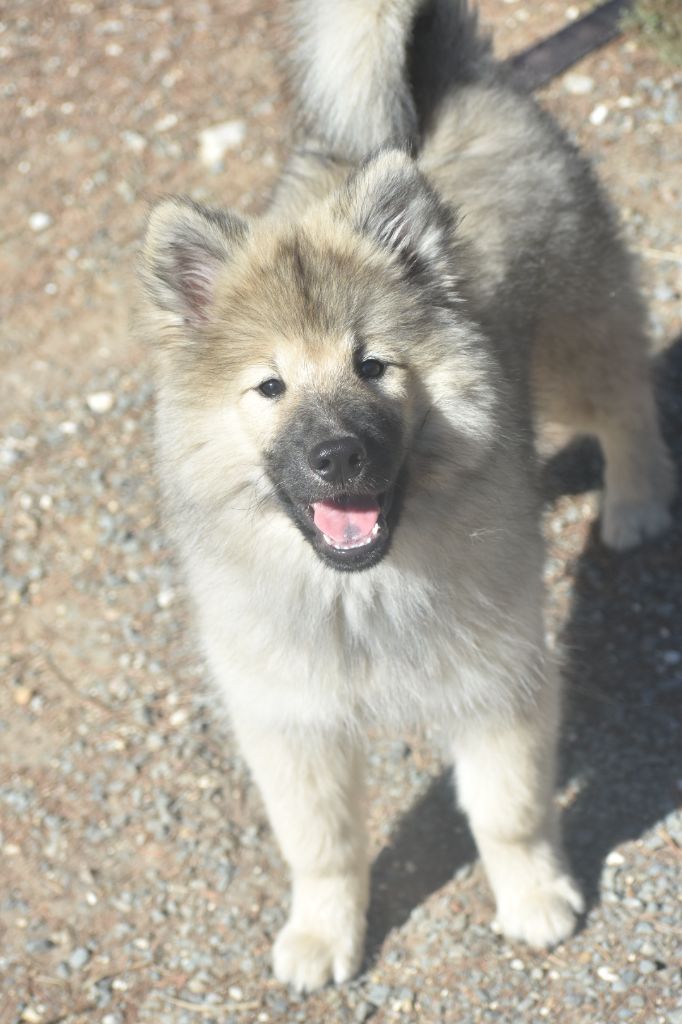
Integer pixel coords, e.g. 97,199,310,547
1,2,681,1023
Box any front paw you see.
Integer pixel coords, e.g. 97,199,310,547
495,873,584,949
273,921,363,992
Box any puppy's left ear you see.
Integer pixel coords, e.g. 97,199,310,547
338,150,458,286
139,196,249,326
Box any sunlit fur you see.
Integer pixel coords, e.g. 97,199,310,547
137,0,674,993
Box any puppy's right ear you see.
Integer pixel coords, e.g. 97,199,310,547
139,197,249,326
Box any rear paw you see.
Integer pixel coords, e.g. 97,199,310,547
495,874,584,949
601,497,672,550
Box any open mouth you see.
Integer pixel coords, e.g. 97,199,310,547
268,463,406,572
300,490,396,571
310,495,384,551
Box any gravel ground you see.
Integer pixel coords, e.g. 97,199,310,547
1,3,681,1023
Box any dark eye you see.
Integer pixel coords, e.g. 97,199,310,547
357,358,385,380
258,378,285,398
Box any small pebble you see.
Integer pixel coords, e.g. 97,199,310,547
354,1001,373,1023
198,120,247,169
25,938,56,955
120,130,147,153
155,112,178,132
68,946,90,970
86,391,114,414
29,212,52,232
564,73,594,95
20,1010,43,1024
367,984,390,1006
590,103,609,126
156,587,175,609
14,686,32,707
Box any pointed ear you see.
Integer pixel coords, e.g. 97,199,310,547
140,197,248,324
338,150,458,286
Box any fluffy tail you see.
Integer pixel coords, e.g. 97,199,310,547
287,0,421,159
287,0,492,160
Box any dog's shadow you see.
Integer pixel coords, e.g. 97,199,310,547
365,333,682,965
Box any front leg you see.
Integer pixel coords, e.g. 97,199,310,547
232,714,368,992
453,677,583,948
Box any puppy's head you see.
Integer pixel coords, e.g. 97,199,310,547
139,152,499,571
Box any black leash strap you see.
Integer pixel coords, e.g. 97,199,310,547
507,0,633,91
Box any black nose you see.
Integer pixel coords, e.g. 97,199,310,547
308,436,366,485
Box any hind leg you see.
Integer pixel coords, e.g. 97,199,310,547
597,381,674,549
533,310,675,550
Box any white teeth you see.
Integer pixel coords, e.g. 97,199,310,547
322,521,381,551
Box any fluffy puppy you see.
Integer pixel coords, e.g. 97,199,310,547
136,0,674,993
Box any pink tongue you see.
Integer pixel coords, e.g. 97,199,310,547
312,499,380,545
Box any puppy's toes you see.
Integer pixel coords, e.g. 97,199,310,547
494,874,584,950
600,497,672,551
273,923,362,992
